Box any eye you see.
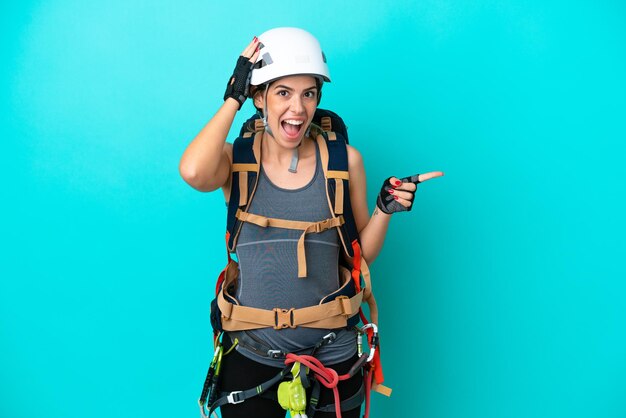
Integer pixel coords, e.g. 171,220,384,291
304,90,317,99
277,90,289,97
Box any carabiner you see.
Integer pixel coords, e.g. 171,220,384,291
360,323,378,334
358,323,379,363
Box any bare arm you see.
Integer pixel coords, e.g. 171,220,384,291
348,145,444,263
179,39,259,193
179,99,238,192
347,145,391,264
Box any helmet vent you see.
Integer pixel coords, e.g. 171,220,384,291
253,53,273,70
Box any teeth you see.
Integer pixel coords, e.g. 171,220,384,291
284,120,304,126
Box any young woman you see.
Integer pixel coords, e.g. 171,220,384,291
180,27,442,418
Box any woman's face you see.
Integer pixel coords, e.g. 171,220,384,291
254,75,319,149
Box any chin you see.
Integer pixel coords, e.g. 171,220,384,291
275,127,307,147
279,136,304,149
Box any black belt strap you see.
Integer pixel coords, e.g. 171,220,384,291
229,330,337,359
207,364,365,417
208,367,289,416
308,379,365,417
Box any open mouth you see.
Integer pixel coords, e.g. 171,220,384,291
281,119,304,139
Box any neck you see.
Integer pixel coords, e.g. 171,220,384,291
262,133,313,168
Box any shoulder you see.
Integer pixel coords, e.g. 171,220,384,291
346,144,364,170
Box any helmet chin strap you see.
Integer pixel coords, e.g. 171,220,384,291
262,87,274,138
288,147,299,173
262,85,311,174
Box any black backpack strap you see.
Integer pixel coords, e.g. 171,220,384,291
315,132,360,259
229,109,354,254
226,126,263,251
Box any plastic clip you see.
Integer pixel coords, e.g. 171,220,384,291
322,332,337,345
227,391,244,404
267,349,285,359
273,308,296,329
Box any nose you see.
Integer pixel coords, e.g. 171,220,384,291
290,95,305,114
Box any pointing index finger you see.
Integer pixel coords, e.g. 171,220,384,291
417,171,445,183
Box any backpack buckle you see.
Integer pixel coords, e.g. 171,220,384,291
273,308,296,329
314,219,331,233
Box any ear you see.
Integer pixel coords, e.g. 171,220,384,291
253,89,264,110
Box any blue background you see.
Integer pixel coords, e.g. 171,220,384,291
2,1,625,417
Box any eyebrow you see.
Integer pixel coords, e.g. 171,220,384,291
273,84,318,92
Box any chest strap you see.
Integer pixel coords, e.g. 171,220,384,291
235,209,345,278
217,287,363,331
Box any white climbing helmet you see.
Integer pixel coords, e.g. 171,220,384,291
250,27,331,86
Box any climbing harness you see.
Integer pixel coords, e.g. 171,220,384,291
199,324,382,418
199,109,390,417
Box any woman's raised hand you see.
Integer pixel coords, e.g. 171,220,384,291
375,172,444,214
223,37,261,109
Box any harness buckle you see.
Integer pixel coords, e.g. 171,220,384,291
322,332,337,345
273,308,296,329
267,349,284,359
226,391,244,404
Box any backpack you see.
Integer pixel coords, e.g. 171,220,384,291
209,108,385,389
